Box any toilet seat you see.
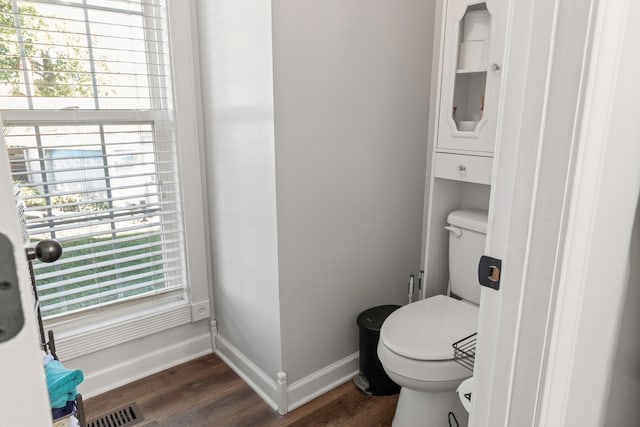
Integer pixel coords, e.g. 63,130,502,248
380,295,478,361
377,341,471,383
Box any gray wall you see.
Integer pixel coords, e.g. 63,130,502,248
196,0,283,378
196,0,434,388
271,0,435,383
605,200,640,426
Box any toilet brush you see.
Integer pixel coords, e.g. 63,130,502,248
407,274,415,304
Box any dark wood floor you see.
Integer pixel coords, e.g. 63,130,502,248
84,353,398,426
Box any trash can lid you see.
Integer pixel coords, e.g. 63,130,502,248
357,305,402,331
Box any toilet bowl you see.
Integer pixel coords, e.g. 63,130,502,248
377,209,487,427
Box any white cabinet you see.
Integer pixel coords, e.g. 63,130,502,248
436,0,507,154
421,0,509,298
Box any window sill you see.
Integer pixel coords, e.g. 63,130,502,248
45,293,208,360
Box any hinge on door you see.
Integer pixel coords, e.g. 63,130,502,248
0,233,24,343
478,255,502,291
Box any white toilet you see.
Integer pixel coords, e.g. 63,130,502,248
377,209,488,427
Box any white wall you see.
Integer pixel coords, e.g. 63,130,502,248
196,0,283,382
271,0,435,384
604,201,640,426
195,0,434,410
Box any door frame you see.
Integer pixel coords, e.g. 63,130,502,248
471,0,639,425
536,0,640,424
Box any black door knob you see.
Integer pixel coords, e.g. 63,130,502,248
28,239,63,263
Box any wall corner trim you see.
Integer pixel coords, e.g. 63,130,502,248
214,337,360,414
277,371,288,415
209,318,218,350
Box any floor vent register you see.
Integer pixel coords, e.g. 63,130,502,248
86,402,144,427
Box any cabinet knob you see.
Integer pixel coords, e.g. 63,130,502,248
491,63,501,72
458,164,467,172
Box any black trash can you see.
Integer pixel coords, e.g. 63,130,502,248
354,304,402,396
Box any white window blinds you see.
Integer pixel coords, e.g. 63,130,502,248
1,0,186,318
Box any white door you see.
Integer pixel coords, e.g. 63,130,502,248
535,0,640,424
0,133,52,426
470,0,640,426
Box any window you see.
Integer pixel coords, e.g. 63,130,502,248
1,0,186,319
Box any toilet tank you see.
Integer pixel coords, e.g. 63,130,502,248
447,209,488,305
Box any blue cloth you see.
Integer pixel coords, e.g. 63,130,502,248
44,360,84,409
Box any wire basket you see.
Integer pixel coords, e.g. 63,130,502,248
452,333,477,371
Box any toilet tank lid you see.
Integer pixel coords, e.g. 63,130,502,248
447,209,488,234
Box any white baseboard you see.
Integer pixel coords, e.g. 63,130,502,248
78,331,213,399
213,333,360,415
214,334,280,411
77,319,359,415
286,352,359,412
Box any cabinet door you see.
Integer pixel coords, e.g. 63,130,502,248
437,0,507,153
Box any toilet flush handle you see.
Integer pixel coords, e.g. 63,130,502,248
444,225,462,237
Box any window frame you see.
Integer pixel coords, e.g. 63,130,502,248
0,0,211,358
